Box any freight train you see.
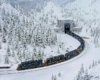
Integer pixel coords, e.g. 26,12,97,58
17,31,85,71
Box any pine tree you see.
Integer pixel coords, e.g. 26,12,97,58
42,49,44,56
43,42,46,48
38,48,41,60
12,50,15,57
98,60,100,64
19,53,22,61
54,75,57,80
23,50,25,59
17,51,19,55
22,16,25,24
0,24,2,33
25,19,28,28
2,8,5,15
0,0,3,5
2,16,5,21
84,69,89,80
48,36,51,46
0,41,1,49
95,61,97,66
31,38,35,47
7,46,11,56
2,35,6,43
52,74,54,80
32,54,34,60
34,52,36,60
57,48,60,54
23,42,26,48
58,72,61,77
89,64,91,69
5,55,9,64
61,42,64,50
80,64,84,74
33,47,36,52
92,60,95,68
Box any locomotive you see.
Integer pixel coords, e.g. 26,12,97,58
17,31,85,71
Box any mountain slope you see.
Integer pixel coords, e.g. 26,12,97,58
7,0,75,12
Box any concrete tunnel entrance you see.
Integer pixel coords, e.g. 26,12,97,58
64,23,70,33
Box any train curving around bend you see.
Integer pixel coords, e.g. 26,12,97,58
17,30,85,71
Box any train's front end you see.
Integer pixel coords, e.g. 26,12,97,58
17,64,22,71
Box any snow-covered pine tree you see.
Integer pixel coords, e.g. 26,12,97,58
23,49,25,59
22,16,25,24
2,35,6,43
0,0,3,5
61,42,64,50
31,36,35,47
17,50,19,55
7,45,11,56
12,49,15,57
92,60,95,68
5,55,9,64
52,74,54,80
32,53,34,60
98,60,100,64
19,53,22,61
38,47,41,60
25,19,28,28
89,64,91,69
0,41,1,49
35,34,38,46
42,49,44,56
95,61,97,66
23,42,27,48
2,16,5,21
76,71,81,80
84,69,89,80
48,36,51,46
34,52,36,60
58,72,61,77
80,64,84,74
57,48,60,54
2,7,5,15
43,42,46,48
33,47,36,52
0,24,2,33
54,75,57,80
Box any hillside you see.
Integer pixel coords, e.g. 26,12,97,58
7,0,75,12
28,1,75,28
0,2,78,66
0,0,100,80
64,0,100,48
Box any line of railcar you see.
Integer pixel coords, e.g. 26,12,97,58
0,64,10,69
17,31,85,71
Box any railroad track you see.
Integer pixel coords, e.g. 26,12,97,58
0,39,90,75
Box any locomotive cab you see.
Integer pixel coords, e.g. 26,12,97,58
17,64,21,70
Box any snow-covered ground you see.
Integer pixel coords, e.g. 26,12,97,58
1,36,100,80
0,38,99,80
0,1,80,65
0,0,100,80
0,2,70,65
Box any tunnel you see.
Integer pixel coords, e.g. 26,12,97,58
64,23,70,33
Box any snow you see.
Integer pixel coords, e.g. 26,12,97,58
0,0,100,80
0,64,10,67
0,1,80,66
0,3,19,14
2,39,97,80
0,39,92,80
58,17,76,21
